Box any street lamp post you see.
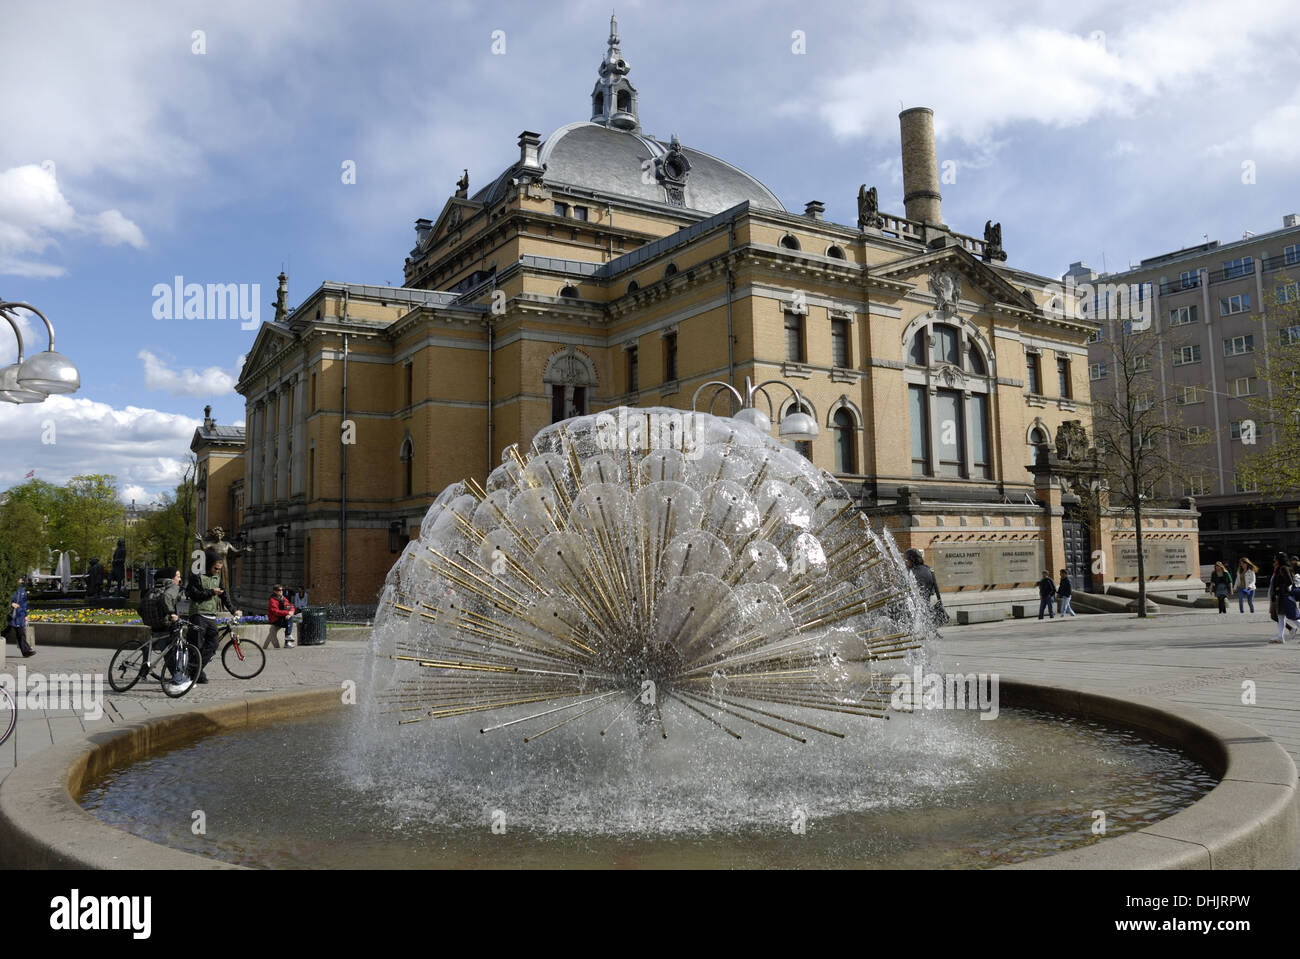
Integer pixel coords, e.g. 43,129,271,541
689,375,819,444
0,300,80,403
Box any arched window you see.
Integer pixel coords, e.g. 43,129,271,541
559,284,578,298
780,234,801,251
617,90,631,112
833,409,856,473
626,280,639,294
544,348,597,424
664,262,678,278
826,244,846,260
1028,425,1050,467
399,436,414,497
593,92,604,115
903,318,994,480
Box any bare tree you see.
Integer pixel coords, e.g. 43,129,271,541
1241,269,1300,496
1089,318,1202,616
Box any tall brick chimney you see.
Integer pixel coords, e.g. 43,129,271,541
899,107,942,226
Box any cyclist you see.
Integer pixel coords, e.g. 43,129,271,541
186,551,242,684
154,567,192,691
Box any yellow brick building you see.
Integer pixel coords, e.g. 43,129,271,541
234,17,1199,613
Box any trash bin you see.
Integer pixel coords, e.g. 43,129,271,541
299,607,327,646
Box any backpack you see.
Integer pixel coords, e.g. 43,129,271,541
138,584,170,630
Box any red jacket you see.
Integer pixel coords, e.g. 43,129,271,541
268,595,296,623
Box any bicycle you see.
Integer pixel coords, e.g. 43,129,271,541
216,621,266,680
107,623,203,698
0,682,15,747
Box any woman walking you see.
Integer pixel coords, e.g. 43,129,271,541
1268,554,1298,643
1057,568,1077,617
6,575,34,657
1236,558,1257,613
1210,562,1232,614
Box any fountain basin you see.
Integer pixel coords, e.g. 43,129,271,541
1,681,1295,869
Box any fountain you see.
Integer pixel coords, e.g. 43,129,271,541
368,406,929,745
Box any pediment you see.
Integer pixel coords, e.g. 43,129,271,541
872,244,1037,314
422,196,486,253
238,324,295,386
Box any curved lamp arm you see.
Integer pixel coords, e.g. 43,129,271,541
690,379,744,414
0,301,55,351
0,307,26,362
753,378,806,417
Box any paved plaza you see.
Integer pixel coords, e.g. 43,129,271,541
2,610,1297,865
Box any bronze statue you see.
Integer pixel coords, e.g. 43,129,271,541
983,220,1006,261
455,169,469,197
857,185,882,229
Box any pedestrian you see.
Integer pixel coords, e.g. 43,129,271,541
1057,568,1077,617
1037,570,1057,620
1291,556,1300,589
153,567,193,691
5,575,35,657
903,548,949,627
185,550,242,683
292,586,309,610
1267,553,1294,643
1270,558,1300,644
1236,558,1257,613
267,585,296,649
1209,561,1232,614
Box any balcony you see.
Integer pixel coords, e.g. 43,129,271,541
1209,263,1256,284
1159,276,1200,295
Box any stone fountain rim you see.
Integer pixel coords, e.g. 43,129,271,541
0,680,1294,870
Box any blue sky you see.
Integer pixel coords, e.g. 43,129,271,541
2,0,1299,503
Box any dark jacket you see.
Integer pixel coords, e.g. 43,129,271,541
1210,570,1232,597
1037,577,1057,598
1058,575,1072,597
909,563,939,600
9,585,28,628
268,594,296,624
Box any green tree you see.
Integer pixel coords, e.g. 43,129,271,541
0,480,58,589
135,459,197,568
49,474,123,572
1241,271,1300,496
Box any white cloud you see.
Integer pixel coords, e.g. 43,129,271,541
0,164,146,276
0,309,37,366
139,350,239,398
0,395,199,498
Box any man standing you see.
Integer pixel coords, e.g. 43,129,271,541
186,550,242,683
903,548,947,626
1057,568,1077,617
1037,570,1057,620
7,575,34,658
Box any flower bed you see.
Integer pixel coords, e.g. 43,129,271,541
28,609,271,626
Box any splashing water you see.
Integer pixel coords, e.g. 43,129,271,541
364,407,933,747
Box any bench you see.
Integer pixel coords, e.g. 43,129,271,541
956,608,1003,625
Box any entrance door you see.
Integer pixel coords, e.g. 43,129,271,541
1062,517,1092,592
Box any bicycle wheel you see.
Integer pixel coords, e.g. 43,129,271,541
222,633,266,679
0,685,15,747
161,641,203,698
108,639,153,693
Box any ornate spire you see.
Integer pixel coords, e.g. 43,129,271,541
591,14,639,131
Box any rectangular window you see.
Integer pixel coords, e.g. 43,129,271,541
1086,326,1105,343
1176,426,1207,444
553,202,569,217
1282,325,1300,346
830,318,850,368
1176,386,1203,405
909,386,929,475
308,447,315,499
784,312,805,363
1232,376,1256,397
1182,476,1212,496
970,393,990,479
1172,345,1201,366
935,389,964,477
663,332,678,381
627,346,638,392
1180,270,1198,289
1234,472,1259,494
572,206,588,221
1128,355,1150,373
1056,357,1071,397
1220,294,1251,315
1169,305,1197,326
310,373,317,412
1223,334,1255,356
1026,353,1041,394
404,362,413,407
1286,244,1300,266
1222,256,1254,278
1089,362,1107,380
1278,282,1299,304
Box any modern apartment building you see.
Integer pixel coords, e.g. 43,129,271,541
1074,215,1300,568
